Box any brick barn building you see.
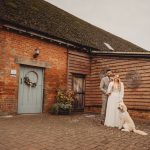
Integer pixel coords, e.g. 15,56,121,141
0,0,150,119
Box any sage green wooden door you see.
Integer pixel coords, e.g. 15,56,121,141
18,65,44,113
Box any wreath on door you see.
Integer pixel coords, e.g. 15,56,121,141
24,71,38,87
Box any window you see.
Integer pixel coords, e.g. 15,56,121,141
104,42,114,50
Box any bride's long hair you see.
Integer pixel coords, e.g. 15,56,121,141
112,74,121,91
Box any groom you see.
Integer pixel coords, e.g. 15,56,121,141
100,69,113,124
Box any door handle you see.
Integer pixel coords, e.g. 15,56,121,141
21,78,22,84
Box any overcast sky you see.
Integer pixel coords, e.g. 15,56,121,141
45,0,150,51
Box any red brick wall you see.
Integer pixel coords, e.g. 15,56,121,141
0,27,68,113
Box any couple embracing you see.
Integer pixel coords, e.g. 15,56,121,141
100,69,124,127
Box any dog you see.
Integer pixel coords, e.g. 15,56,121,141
118,102,148,135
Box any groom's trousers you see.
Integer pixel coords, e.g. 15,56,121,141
101,94,108,122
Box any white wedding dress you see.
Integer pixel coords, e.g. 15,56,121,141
104,81,124,127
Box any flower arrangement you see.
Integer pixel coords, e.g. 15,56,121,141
24,76,37,87
24,71,38,88
56,89,75,104
51,89,75,115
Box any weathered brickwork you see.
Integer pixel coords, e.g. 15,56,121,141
0,28,67,113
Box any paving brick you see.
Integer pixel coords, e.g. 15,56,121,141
0,114,149,150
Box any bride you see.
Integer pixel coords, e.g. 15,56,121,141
104,74,124,127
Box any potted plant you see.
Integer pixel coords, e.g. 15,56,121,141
51,89,75,115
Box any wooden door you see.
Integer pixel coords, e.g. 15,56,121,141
73,75,85,111
18,65,44,114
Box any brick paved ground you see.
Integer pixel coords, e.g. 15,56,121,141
0,113,149,150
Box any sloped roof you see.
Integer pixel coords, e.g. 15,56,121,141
0,0,148,52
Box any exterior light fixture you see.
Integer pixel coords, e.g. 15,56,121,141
33,48,40,58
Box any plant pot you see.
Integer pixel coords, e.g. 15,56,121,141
58,108,70,115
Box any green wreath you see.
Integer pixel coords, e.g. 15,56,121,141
24,71,38,87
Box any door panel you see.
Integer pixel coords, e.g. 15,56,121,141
73,75,85,111
18,65,43,113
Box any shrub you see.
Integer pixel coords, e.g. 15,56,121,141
56,89,75,104
50,89,75,115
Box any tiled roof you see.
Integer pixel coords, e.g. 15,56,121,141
0,0,148,52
